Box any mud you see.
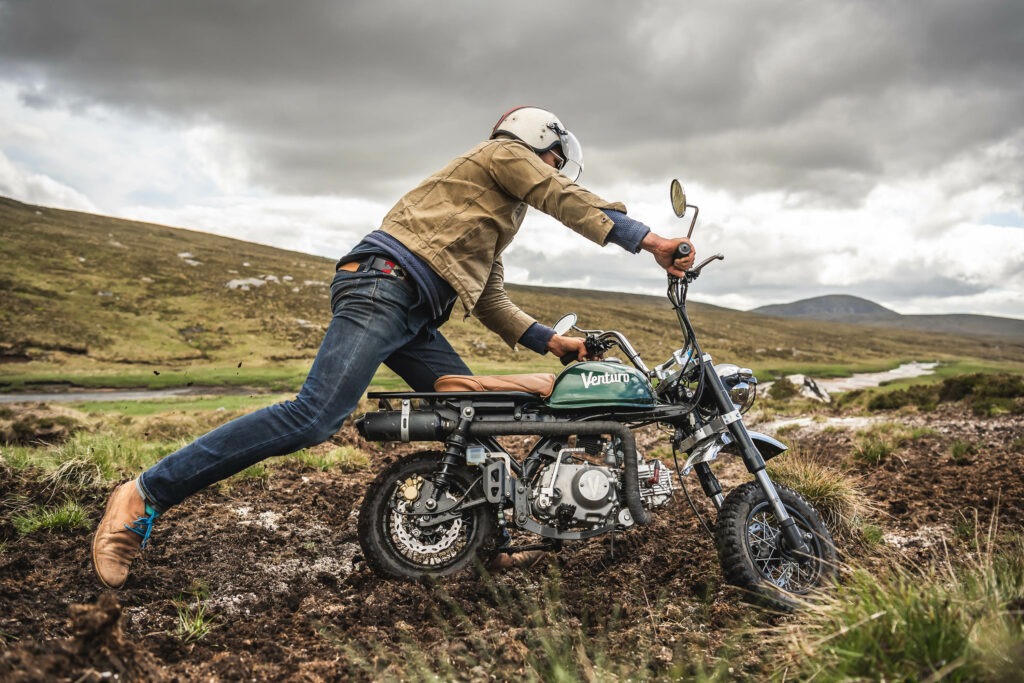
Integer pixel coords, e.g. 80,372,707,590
1,405,1022,681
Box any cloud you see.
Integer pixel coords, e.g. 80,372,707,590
0,149,96,212
0,0,1022,319
502,166,1024,318
2,1,1021,200
118,194,390,260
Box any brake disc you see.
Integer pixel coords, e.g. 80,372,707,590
389,479,465,561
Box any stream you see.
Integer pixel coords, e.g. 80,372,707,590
0,386,244,404
812,361,939,393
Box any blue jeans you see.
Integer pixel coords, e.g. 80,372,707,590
138,269,471,512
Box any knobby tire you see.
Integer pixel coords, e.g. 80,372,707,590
715,481,837,610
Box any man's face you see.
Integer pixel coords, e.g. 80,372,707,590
539,147,564,171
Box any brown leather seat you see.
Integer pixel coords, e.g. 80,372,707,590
434,373,557,398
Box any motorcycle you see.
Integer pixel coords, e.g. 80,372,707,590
355,180,837,606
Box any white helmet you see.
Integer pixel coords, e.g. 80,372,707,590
490,106,584,182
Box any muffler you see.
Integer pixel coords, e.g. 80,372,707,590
356,410,456,442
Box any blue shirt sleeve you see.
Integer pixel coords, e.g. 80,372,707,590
602,209,651,254
518,322,556,354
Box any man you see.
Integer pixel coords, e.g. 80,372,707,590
92,106,696,588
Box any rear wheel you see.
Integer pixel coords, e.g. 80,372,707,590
716,481,837,609
358,451,497,580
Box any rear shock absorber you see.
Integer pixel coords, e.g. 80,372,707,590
435,402,475,493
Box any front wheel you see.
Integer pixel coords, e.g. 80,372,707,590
716,481,837,609
358,451,497,580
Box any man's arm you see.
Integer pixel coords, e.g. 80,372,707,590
488,140,622,247
472,259,590,358
471,259,537,349
490,141,696,275
602,209,695,275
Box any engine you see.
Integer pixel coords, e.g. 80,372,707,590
636,458,674,508
530,446,675,531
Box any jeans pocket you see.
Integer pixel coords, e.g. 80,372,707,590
330,270,378,311
330,270,415,314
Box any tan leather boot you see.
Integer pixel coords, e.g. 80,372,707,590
91,480,155,589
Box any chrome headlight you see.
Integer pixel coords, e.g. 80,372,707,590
715,364,758,414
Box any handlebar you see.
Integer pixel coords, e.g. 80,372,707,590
691,253,725,275
558,331,650,374
674,242,692,259
560,335,609,366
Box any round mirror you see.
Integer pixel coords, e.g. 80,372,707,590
552,313,578,335
670,179,687,218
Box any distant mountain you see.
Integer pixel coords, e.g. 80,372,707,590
752,294,1024,340
753,295,898,320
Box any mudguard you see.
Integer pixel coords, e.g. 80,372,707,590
682,430,787,475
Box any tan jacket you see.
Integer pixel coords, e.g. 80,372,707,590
380,138,627,348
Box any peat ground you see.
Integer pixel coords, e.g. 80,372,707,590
0,404,1022,681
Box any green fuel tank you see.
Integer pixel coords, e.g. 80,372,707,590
547,361,655,410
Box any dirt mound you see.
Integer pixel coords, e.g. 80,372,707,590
0,593,167,682
0,403,86,445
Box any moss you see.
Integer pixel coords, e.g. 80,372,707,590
867,373,1024,414
3,414,82,445
768,378,800,400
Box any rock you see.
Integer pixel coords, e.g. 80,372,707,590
784,374,832,403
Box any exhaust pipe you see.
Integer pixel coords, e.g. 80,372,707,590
355,411,456,442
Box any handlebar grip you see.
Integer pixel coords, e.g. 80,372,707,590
560,352,578,366
674,242,692,259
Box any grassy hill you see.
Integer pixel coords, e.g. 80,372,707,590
2,196,1023,391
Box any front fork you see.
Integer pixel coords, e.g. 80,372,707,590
701,361,810,555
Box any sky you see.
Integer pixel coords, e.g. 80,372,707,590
1,0,1022,318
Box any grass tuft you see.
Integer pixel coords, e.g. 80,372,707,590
851,434,893,465
174,601,217,644
949,439,977,465
850,422,936,466
767,378,800,400
12,500,91,535
41,457,107,492
173,581,217,644
6,432,176,484
293,445,370,473
772,529,1024,682
767,452,873,533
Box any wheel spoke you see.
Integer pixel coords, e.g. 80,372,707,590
745,503,824,593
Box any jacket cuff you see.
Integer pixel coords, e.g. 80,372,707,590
518,322,556,355
602,209,651,254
